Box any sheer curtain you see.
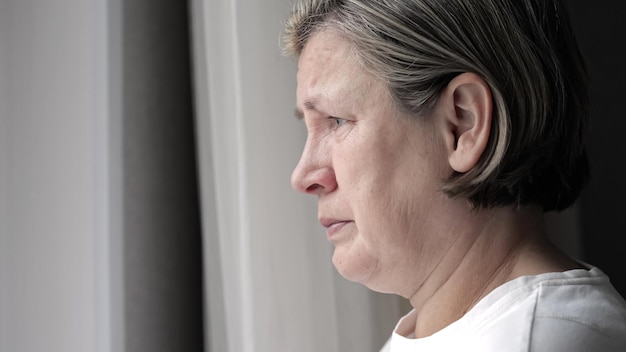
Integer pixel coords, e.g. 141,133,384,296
189,1,406,351
0,1,123,351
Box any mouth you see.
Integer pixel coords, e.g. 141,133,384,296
319,218,352,240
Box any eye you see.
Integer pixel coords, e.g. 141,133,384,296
331,117,347,127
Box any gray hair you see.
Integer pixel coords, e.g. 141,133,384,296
283,0,590,211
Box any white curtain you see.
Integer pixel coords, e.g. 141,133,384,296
0,1,123,351
189,1,407,351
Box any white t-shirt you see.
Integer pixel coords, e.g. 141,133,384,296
380,266,626,352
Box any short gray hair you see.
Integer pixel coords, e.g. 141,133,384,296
283,0,590,212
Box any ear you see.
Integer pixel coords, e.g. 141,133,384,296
438,72,492,173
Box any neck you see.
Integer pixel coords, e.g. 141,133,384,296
407,205,579,338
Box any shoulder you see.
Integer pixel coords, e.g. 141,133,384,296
465,266,626,352
529,315,626,352
527,267,626,351
381,268,626,352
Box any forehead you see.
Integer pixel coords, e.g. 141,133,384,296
296,30,385,115
297,30,355,79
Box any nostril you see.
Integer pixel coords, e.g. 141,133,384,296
305,183,322,194
292,162,336,195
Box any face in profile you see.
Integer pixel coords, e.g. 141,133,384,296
291,30,456,295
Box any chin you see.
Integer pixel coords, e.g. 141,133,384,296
332,251,401,294
331,249,377,285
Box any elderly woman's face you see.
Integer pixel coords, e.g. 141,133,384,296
292,30,452,295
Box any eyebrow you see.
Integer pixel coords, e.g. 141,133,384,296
294,99,318,120
294,109,304,120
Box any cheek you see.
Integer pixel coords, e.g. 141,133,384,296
352,142,445,251
362,186,422,250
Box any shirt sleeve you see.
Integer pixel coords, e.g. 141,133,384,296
530,316,626,352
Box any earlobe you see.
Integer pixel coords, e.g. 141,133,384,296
442,73,492,173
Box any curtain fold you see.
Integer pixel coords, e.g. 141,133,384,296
190,1,406,351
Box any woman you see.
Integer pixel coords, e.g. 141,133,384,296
283,0,626,351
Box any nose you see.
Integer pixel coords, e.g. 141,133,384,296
291,138,337,195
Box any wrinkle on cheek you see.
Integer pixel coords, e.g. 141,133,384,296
393,189,421,242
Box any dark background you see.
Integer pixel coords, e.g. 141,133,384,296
569,1,626,296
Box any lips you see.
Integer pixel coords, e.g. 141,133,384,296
320,218,340,228
319,218,352,239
